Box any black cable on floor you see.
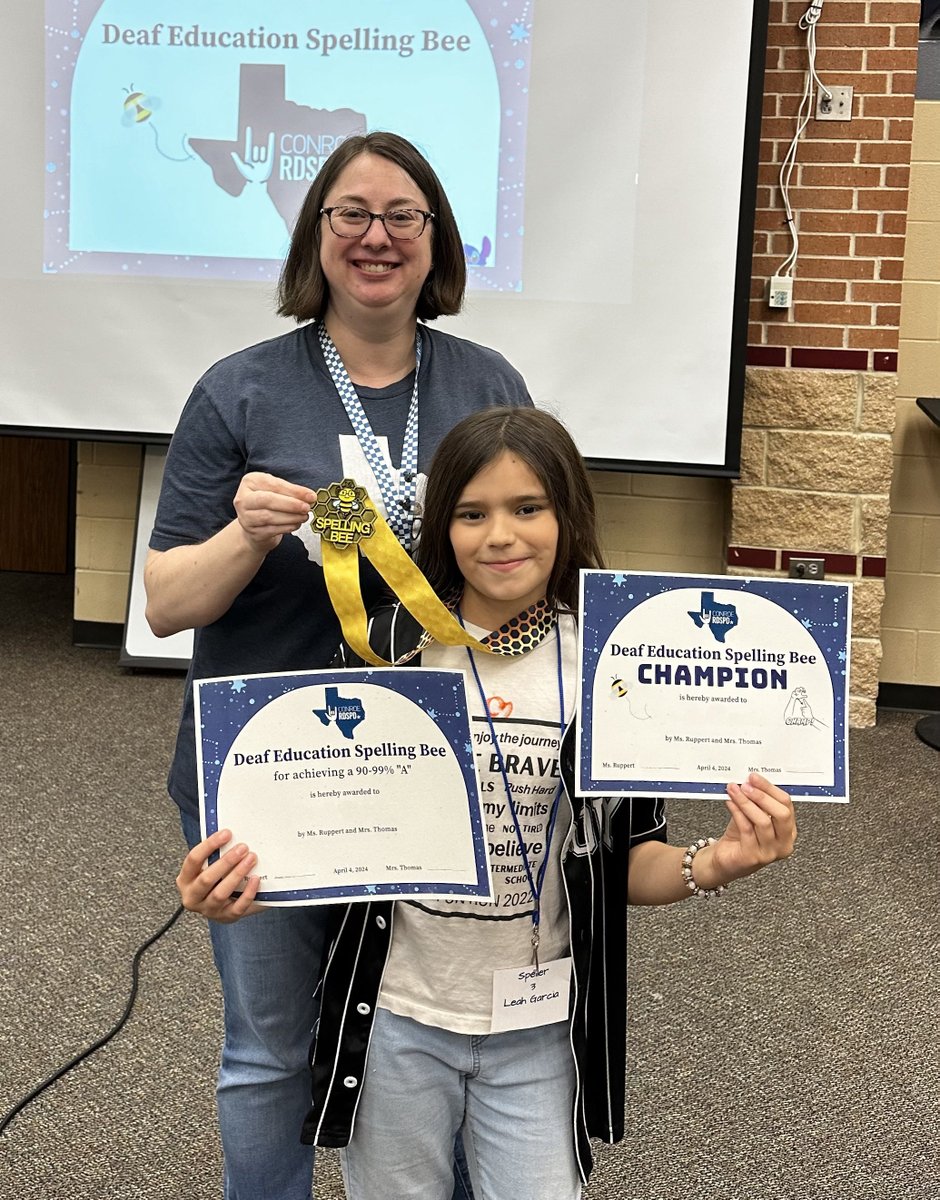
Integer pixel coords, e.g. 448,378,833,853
0,904,185,1135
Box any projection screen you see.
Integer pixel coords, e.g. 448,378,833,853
1,0,768,474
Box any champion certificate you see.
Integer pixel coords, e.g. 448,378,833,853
577,572,850,801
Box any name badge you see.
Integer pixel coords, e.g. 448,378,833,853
490,957,572,1032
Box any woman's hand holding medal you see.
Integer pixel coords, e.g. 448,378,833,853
233,472,316,553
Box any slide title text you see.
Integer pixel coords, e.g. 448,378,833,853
101,24,472,57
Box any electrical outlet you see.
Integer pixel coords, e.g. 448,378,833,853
816,85,853,121
788,557,825,580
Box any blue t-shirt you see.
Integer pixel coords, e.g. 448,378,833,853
150,321,531,816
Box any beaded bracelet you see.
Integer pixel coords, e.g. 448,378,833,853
681,837,729,899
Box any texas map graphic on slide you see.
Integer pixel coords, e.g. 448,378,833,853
188,63,366,233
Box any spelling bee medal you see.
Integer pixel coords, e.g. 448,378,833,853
310,479,377,546
311,478,494,666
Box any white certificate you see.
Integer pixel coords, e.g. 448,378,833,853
195,668,492,906
577,572,851,801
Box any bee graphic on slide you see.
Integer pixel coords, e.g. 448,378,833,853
121,84,193,162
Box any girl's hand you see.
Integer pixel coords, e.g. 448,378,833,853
176,829,264,923
707,773,797,884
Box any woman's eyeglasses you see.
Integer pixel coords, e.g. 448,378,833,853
320,206,435,240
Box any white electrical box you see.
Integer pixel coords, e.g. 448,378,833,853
768,275,793,309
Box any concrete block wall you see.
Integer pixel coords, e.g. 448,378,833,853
883,98,940,688
731,367,895,728
74,442,142,625
71,452,728,632
590,473,728,577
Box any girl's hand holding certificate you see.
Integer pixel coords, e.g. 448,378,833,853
691,773,797,890
176,829,263,923
627,772,797,904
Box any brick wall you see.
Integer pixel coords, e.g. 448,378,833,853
732,0,918,726
750,0,919,367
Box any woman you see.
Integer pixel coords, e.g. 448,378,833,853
149,132,530,1200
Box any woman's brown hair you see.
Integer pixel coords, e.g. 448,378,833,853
415,408,605,613
277,132,466,323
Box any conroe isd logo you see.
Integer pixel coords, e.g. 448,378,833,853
688,591,738,643
313,685,366,740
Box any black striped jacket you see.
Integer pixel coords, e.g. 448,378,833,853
300,605,667,1183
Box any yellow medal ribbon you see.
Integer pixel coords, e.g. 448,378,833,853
311,478,493,667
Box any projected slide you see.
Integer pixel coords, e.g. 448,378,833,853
44,0,533,289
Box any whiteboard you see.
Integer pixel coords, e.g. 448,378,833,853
120,445,193,668
2,0,766,473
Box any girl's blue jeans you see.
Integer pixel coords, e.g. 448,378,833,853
180,809,473,1200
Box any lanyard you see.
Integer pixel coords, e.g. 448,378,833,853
317,321,421,550
462,615,566,968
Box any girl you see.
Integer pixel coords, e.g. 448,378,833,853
296,408,798,1199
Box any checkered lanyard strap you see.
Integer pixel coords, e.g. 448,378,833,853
318,321,421,551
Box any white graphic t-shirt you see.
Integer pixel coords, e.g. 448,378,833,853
378,614,578,1034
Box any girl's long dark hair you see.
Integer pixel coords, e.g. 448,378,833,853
415,408,605,612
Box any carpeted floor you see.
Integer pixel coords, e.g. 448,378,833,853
1,570,938,1200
